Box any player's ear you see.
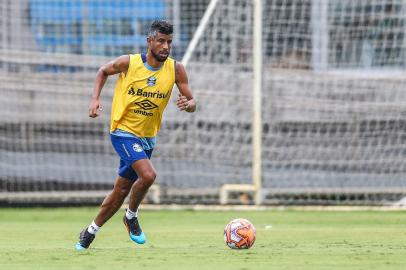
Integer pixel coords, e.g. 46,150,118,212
147,36,152,44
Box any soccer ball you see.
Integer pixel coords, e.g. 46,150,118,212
223,218,256,249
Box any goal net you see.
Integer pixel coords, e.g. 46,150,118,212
1,0,406,205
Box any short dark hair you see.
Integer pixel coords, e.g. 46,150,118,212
148,20,173,37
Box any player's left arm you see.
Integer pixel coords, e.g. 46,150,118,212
175,62,196,113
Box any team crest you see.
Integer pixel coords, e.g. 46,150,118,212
132,143,143,153
147,76,157,86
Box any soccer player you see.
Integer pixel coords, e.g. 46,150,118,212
75,20,196,250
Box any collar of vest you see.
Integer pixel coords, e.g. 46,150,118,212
141,53,163,71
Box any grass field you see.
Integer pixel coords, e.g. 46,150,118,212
0,207,405,270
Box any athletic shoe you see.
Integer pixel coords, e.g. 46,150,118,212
123,213,146,244
75,229,95,250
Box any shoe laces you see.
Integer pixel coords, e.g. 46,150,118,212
126,217,142,236
79,229,95,248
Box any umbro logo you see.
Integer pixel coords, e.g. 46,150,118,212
135,99,158,110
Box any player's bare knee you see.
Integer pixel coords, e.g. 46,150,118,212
140,170,156,187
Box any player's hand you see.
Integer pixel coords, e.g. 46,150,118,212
176,94,189,111
89,98,102,118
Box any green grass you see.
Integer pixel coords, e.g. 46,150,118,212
0,207,405,270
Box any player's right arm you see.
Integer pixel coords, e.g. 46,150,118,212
89,55,130,118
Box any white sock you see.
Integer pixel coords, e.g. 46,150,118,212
87,221,100,235
126,208,138,219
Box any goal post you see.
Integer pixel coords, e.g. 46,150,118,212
182,0,220,67
252,0,263,205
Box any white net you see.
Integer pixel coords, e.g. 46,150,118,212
259,0,406,203
175,0,406,203
1,0,406,204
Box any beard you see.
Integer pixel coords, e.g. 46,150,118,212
151,49,168,62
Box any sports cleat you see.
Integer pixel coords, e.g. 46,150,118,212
123,214,146,244
75,229,95,250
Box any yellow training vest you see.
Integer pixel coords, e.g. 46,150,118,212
110,54,175,137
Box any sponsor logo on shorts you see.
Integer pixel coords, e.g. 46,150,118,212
132,143,143,153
